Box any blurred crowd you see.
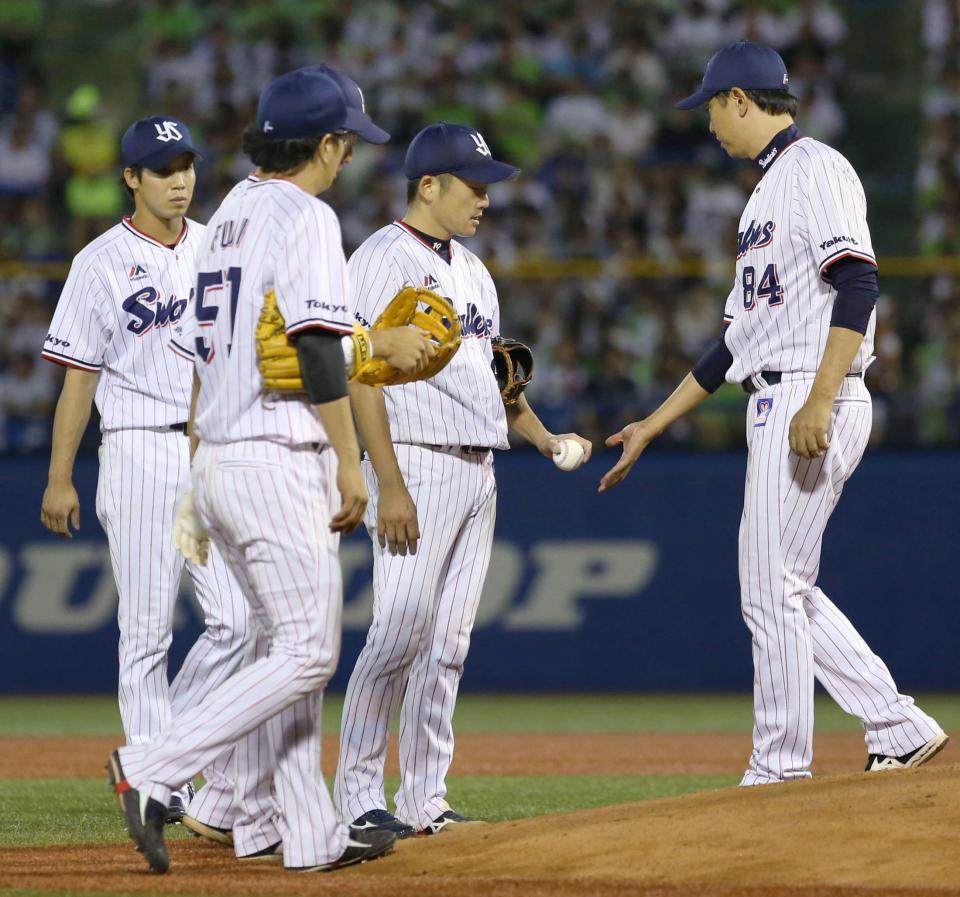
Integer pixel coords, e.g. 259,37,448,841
0,0,954,453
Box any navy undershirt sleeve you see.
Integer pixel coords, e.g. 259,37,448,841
294,329,348,405
825,258,879,335
691,336,734,393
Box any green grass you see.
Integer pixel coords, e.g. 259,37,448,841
0,698,123,736
3,693,959,736
0,774,736,849
0,779,197,848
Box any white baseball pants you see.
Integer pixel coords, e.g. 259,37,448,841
96,428,249,745
118,439,349,867
738,376,943,785
335,444,496,829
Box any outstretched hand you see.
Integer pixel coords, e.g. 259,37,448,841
598,421,656,492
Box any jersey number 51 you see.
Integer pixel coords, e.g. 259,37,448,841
194,267,242,362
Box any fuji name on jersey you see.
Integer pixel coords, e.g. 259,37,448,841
209,217,250,252
737,219,776,259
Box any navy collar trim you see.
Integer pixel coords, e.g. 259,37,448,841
754,124,802,172
394,219,452,263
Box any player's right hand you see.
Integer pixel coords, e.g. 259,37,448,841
330,460,368,534
40,480,81,538
598,421,655,493
377,480,419,556
376,326,437,374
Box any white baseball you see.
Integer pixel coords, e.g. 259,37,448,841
552,438,585,472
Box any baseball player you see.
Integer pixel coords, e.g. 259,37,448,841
39,116,250,821
600,42,947,784
174,65,402,855
105,68,435,874
333,122,593,837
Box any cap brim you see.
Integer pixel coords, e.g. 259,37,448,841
135,145,201,170
674,88,714,110
449,159,520,184
343,108,390,144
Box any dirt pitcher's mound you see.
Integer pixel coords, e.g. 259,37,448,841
3,764,959,896
357,762,960,894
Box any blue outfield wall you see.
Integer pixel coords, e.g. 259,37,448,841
1,451,957,693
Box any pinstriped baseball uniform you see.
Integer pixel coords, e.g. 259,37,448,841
723,137,877,383
117,175,355,867
723,131,943,785
334,221,506,829
41,217,250,752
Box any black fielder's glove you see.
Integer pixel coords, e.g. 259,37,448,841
491,336,534,406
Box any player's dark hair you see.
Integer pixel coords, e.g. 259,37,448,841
407,173,454,205
714,88,798,118
241,123,325,173
120,166,143,201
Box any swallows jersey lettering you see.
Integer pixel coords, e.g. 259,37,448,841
460,301,492,339
736,220,776,259
122,287,188,336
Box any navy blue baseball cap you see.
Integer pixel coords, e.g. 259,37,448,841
404,122,519,183
302,64,390,144
675,41,790,110
120,116,200,169
256,68,349,139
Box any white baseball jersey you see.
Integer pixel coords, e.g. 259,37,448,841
334,221,506,830
348,221,509,449
40,213,253,801
174,175,353,447
722,135,877,384
717,129,944,786
42,217,203,429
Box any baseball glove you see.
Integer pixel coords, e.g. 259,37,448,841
255,291,378,393
491,336,534,405
257,289,310,392
256,287,461,392
351,286,462,387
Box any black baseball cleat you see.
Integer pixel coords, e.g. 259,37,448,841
422,809,472,835
350,808,416,839
106,749,169,873
865,732,949,771
181,814,234,845
288,828,396,872
164,781,195,825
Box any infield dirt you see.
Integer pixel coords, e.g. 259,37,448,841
0,728,921,777
1,738,957,896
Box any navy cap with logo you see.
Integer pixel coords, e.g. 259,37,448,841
120,115,200,169
301,64,390,144
675,41,790,110
256,68,349,139
404,122,519,184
